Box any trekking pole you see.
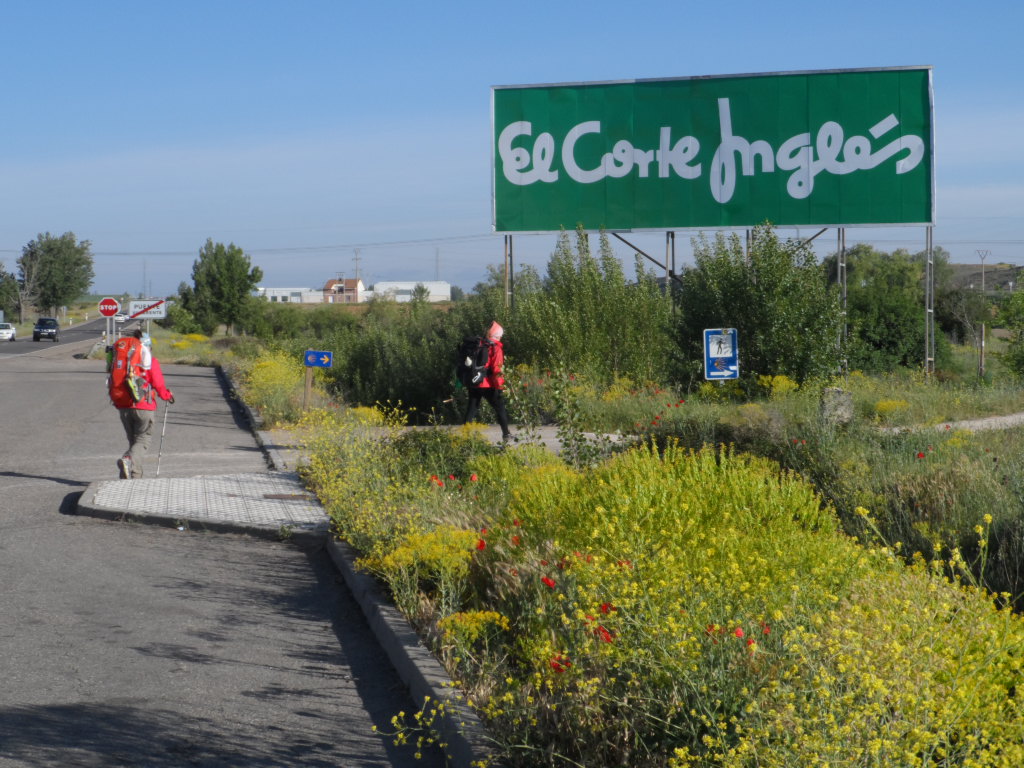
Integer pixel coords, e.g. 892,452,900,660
156,403,170,477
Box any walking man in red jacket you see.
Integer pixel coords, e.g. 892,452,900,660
116,329,174,479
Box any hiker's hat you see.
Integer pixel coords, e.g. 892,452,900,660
488,321,503,340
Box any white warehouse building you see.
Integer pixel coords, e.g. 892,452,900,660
364,281,451,303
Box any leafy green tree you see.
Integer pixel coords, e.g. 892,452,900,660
823,244,950,372
185,239,263,334
513,227,674,384
677,225,840,384
997,291,1024,378
0,263,18,320
17,232,94,319
410,283,430,303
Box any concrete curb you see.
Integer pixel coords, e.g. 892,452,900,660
326,538,497,767
222,366,499,766
214,365,291,471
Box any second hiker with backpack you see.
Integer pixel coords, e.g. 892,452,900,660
457,321,511,442
108,327,175,479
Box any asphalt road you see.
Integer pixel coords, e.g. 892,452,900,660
0,317,109,356
0,341,442,767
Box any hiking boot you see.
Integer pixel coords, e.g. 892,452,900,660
117,455,132,479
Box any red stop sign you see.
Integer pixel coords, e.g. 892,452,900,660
98,297,120,317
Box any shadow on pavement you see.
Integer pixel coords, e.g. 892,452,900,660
0,471,89,490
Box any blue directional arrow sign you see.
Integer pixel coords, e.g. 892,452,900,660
703,328,739,380
304,350,333,368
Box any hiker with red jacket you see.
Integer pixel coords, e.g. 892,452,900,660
113,328,174,479
464,321,511,441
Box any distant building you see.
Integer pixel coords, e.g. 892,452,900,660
256,287,324,304
322,278,365,304
256,278,448,304
364,281,451,303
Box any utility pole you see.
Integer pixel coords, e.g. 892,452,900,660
353,249,362,281
978,249,990,378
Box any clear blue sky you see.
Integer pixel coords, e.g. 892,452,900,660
0,0,1020,297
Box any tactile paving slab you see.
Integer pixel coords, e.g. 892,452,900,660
87,472,329,537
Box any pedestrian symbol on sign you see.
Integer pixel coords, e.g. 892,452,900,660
703,328,739,381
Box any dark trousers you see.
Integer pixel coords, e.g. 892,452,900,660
464,387,510,438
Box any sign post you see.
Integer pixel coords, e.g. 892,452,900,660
704,328,739,381
302,350,333,410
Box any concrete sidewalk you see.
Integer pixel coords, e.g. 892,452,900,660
74,415,584,767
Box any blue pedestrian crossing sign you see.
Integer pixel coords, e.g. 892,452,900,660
304,350,333,368
703,328,739,380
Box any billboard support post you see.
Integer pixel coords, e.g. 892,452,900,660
929,225,937,376
838,228,848,374
611,233,684,288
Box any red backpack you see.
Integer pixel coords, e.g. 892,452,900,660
108,337,149,408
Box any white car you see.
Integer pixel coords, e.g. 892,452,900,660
114,312,128,323
0,323,15,341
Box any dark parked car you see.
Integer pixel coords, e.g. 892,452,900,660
33,317,59,342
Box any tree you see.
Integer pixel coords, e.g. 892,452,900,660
186,240,263,335
823,244,950,372
513,227,674,384
16,232,94,320
0,263,18,321
677,225,841,383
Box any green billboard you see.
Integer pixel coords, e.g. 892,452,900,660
492,67,933,232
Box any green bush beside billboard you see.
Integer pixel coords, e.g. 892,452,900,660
492,67,933,232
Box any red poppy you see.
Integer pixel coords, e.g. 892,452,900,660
513,518,521,527
596,625,614,643
550,654,572,673
542,576,556,589
600,602,616,614
476,539,486,551
734,627,745,638
448,474,456,481
470,473,478,482
916,452,925,459
511,535,520,546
